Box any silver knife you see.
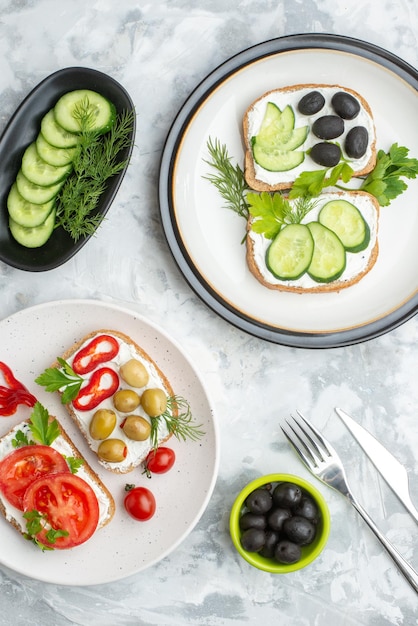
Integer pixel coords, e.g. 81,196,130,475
335,407,418,524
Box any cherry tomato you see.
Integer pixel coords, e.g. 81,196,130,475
124,486,156,521
72,335,119,375
0,445,70,510
23,472,99,549
144,447,176,476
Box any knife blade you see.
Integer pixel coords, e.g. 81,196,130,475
335,407,418,524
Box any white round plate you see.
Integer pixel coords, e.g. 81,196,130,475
0,300,219,586
159,34,418,348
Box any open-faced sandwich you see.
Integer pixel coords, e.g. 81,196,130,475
246,190,379,293
36,330,203,474
243,83,377,192
0,402,114,550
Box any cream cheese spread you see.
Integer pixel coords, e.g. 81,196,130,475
0,422,112,530
66,333,170,473
248,192,378,289
246,86,376,186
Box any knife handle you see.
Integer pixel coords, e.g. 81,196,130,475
350,495,418,594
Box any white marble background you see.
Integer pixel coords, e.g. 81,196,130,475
0,0,417,624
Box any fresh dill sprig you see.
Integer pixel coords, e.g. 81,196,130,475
55,109,135,241
203,137,250,219
149,395,205,450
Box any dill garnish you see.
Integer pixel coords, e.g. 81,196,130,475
55,107,135,241
204,137,250,219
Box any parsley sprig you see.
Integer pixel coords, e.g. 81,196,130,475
23,509,69,551
55,106,135,241
12,402,60,447
35,358,83,404
247,192,318,239
150,396,205,450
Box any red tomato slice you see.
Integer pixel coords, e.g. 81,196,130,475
23,472,99,549
0,445,70,510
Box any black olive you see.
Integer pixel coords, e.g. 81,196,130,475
274,540,302,564
345,126,369,159
293,495,319,522
240,527,266,552
267,507,292,531
272,482,302,509
259,529,280,558
283,516,316,545
310,142,341,167
245,488,273,514
297,91,325,115
331,91,360,120
239,512,267,531
312,115,344,139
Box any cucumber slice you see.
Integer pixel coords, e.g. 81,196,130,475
266,224,314,280
254,125,309,152
16,169,63,204
54,89,116,134
21,142,72,187
36,132,77,167
318,199,370,252
256,103,295,147
40,109,81,148
253,143,305,172
7,182,55,228
307,222,346,283
9,208,56,248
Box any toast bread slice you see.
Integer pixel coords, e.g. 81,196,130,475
59,330,175,474
0,417,115,540
246,191,380,293
243,84,377,192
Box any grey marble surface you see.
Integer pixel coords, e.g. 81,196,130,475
0,0,417,624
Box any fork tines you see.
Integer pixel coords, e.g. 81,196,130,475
281,410,332,468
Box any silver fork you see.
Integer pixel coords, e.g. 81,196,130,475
281,411,418,594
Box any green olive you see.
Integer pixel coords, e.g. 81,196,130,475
119,359,149,388
113,389,140,413
89,409,117,440
141,388,167,417
97,438,127,463
122,415,151,441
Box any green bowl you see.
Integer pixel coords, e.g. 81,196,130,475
229,473,331,573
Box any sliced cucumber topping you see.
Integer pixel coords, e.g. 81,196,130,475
16,169,63,205
36,132,77,167
256,103,295,147
318,199,370,252
21,142,72,187
307,222,346,283
7,182,55,228
255,125,309,152
9,208,56,248
40,109,81,148
266,224,314,280
253,143,305,172
54,89,116,134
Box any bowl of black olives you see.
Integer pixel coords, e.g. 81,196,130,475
229,474,330,573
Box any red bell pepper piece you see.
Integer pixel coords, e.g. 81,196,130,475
72,367,119,411
72,334,119,375
0,362,37,416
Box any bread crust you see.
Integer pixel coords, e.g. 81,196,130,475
0,417,115,541
59,330,175,474
246,191,380,293
243,83,377,192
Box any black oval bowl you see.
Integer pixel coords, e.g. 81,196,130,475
0,67,136,272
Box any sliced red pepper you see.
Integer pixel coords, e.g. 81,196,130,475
72,334,119,375
0,362,37,416
72,367,119,411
